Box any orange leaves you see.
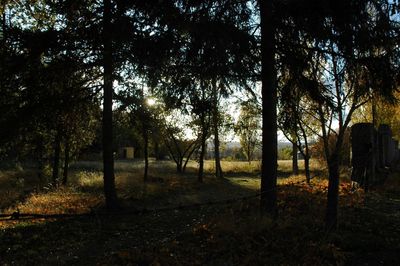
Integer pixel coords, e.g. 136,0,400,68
5,187,103,216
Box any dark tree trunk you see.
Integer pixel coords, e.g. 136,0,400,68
102,0,118,209
212,82,223,178
154,140,160,160
52,130,61,186
176,161,183,173
259,0,278,216
198,136,206,182
36,136,45,180
143,127,149,182
324,121,346,229
292,141,299,175
326,153,340,229
62,137,70,185
1,9,5,47
213,130,223,178
304,154,311,184
183,142,198,173
198,115,207,183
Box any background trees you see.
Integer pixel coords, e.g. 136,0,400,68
274,0,399,228
235,98,261,164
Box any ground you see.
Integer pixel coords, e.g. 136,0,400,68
0,160,399,265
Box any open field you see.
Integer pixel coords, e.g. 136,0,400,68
0,159,399,265
1,159,324,214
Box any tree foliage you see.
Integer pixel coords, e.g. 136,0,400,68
235,98,261,163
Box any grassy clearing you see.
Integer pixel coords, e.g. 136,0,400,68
0,159,328,222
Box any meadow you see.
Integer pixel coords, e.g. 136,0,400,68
0,159,399,265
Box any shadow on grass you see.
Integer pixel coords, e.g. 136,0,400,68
2,160,399,265
1,173,399,265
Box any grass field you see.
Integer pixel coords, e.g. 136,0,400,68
0,159,399,265
1,159,324,214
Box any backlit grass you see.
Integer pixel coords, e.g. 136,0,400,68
0,158,333,228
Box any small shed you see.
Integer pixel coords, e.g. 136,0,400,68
119,147,134,159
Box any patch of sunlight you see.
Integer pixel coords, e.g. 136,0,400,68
228,177,260,190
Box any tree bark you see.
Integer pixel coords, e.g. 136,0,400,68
52,129,61,186
143,127,149,182
198,114,207,183
102,0,118,209
259,0,278,216
36,136,45,180
326,152,340,230
1,8,5,47
154,140,160,160
62,137,70,185
177,161,182,173
292,141,299,175
212,81,223,178
183,142,198,173
304,154,311,184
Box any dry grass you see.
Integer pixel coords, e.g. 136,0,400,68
205,160,261,174
3,187,103,216
0,158,325,222
1,159,399,265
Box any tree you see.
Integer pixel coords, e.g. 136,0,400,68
277,0,399,228
278,81,317,183
161,110,199,173
235,98,261,164
0,1,102,186
259,0,278,216
101,0,118,208
353,92,400,140
117,84,164,181
146,0,256,181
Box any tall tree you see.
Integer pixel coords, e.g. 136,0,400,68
259,0,278,216
235,98,261,164
274,0,399,228
102,0,118,209
145,0,256,181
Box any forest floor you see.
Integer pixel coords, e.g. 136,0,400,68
0,160,399,265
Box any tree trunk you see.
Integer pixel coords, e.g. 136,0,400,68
1,8,5,47
198,135,206,183
198,116,207,183
143,127,149,182
102,0,118,209
183,143,197,173
154,140,160,160
304,154,311,184
292,142,299,175
212,82,223,178
62,137,70,185
326,153,340,230
52,130,61,186
36,136,45,180
176,161,183,173
259,0,278,216
213,122,223,178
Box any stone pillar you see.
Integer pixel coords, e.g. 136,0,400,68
351,123,376,188
394,140,399,162
388,138,396,166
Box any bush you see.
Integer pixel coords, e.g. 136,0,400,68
278,146,292,160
